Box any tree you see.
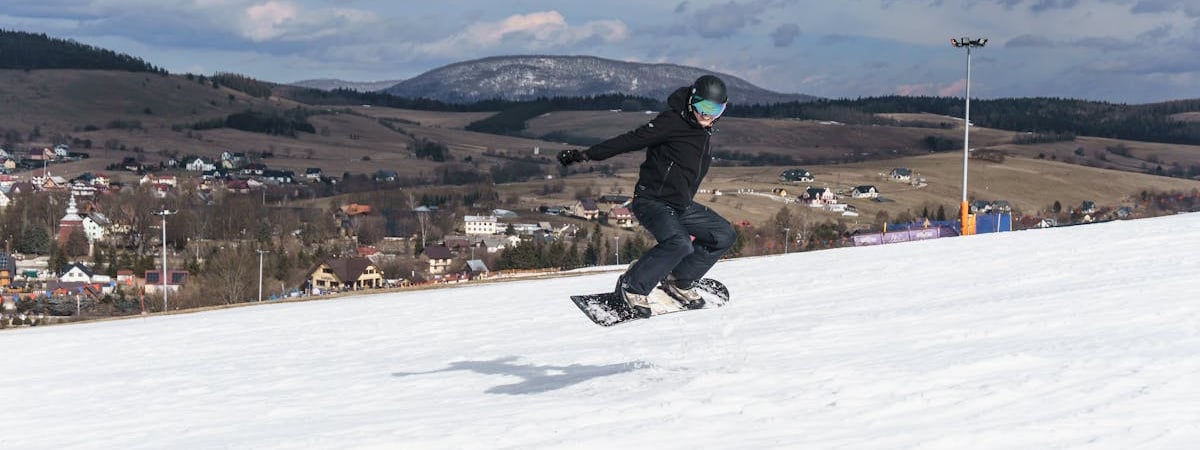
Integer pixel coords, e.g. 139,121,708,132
65,228,89,257
19,226,51,254
194,247,257,306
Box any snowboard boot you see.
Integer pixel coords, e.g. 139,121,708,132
662,275,705,310
618,275,653,318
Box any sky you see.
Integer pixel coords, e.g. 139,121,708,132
1,1,1200,102
2,212,1199,449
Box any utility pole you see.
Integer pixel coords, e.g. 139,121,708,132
784,227,790,254
153,209,176,312
614,235,620,265
951,36,987,236
257,249,270,302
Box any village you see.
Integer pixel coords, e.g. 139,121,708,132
1,138,1138,329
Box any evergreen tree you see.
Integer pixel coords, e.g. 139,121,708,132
19,226,51,254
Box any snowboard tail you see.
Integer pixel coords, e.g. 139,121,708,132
570,278,729,327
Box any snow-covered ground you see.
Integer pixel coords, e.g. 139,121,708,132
3,214,1200,449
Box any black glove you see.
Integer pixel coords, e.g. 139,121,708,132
557,149,587,166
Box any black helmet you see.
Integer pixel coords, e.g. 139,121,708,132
691,75,728,103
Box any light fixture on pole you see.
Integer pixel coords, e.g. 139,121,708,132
951,36,986,236
257,249,270,302
153,209,176,312
783,227,790,254
614,235,620,265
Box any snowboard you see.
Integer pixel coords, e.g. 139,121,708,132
570,278,729,327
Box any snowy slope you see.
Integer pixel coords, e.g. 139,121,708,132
3,214,1199,449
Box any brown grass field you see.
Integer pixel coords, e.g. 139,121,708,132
4,69,1200,231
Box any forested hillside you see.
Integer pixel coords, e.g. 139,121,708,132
0,29,166,73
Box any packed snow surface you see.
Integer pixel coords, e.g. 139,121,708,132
4,214,1200,449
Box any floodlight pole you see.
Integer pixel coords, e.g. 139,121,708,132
614,235,620,265
257,249,270,302
153,209,176,311
952,37,987,236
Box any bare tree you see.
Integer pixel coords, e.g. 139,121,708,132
196,246,257,305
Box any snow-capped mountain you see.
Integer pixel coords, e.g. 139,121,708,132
383,55,818,104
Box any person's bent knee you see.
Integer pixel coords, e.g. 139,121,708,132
711,224,736,251
661,234,695,257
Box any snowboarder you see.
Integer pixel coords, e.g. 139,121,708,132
557,75,736,318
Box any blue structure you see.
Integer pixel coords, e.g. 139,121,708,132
975,212,1013,234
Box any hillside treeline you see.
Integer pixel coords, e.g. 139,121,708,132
0,29,166,74
271,77,1200,146
734,96,1200,146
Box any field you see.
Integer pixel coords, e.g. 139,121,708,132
4,69,1200,231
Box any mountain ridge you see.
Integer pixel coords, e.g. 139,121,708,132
293,55,817,105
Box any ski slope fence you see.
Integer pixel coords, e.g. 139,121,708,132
852,226,958,246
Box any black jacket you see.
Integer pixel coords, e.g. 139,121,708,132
583,86,716,210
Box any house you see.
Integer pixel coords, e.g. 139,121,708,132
91,173,111,187
46,281,104,299
608,206,635,229
82,212,111,242
0,251,16,288
571,199,600,220
186,157,216,172
341,203,372,216
492,208,519,219
59,263,95,283
464,215,499,235
307,257,384,294
144,270,189,294
373,170,398,182
1017,216,1056,229
1080,201,1097,214
70,182,98,198
779,168,814,183
220,151,247,168
479,235,513,253
225,179,251,193
140,174,177,187
889,168,913,181
850,185,879,199
596,194,630,210
242,163,267,176
262,169,295,184
201,168,229,180
970,200,992,214
466,259,490,278
799,187,837,206
421,245,454,275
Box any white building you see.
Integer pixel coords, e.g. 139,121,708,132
82,212,111,242
464,215,499,235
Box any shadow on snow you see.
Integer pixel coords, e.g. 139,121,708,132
393,356,649,395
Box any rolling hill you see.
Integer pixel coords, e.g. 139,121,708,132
382,55,818,104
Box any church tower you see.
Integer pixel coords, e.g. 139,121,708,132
56,194,85,247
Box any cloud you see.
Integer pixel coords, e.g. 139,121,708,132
236,1,380,42
1029,0,1079,14
1131,0,1200,17
770,23,801,47
679,0,796,39
894,79,966,97
1006,34,1056,48
1007,33,1140,51
416,11,629,56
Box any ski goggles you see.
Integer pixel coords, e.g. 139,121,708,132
691,96,727,118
